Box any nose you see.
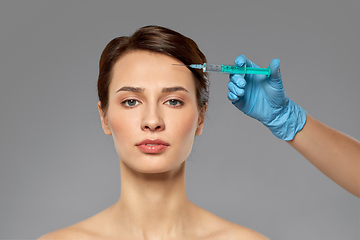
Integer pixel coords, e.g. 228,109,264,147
141,105,165,132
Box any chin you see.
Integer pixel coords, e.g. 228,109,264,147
122,157,185,175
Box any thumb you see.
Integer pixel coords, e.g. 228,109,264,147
269,58,281,80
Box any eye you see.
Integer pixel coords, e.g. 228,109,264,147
122,99,140,108
165,99,184,107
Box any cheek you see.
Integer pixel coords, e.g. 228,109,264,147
167,108,199,141
107,108,139,143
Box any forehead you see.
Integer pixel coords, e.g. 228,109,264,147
110,50,196,91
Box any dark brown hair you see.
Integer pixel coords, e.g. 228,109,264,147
97,25,209,115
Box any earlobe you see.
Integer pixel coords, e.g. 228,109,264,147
97,102,112,135
195,119,204,136
195,105,207,136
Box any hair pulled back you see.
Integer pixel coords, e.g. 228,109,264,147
97,25,209,115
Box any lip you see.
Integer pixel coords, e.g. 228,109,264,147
136,139,169,154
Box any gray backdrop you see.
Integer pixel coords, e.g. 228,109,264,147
0,0,359,239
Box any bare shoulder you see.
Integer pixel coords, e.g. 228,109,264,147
37,216,106,240
210,219,269,240
38,208,111,239
37,225,86,240
226,223,270,240
197,207,269,240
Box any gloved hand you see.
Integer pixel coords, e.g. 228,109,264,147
227,55,307,141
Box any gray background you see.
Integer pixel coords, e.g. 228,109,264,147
0,0,359,239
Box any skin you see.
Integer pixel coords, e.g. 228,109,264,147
288,114,360,198
38,51,269,240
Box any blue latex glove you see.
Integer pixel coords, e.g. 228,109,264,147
227,55,307,141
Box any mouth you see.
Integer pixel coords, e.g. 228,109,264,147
136,139,170,146
136,139,169,154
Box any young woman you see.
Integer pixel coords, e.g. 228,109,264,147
39,26,269,239
39,24,360,239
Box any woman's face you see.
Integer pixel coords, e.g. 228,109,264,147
98,51,205,173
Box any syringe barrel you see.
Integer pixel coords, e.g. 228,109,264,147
204,63,222,72
246,67,271,77
220,65,246,75
202,63,270,77
221,65,271,77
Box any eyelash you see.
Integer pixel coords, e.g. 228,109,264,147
121,99,184,108
121,99,141,108
164,99,184,108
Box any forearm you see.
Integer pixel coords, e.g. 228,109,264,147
288,114,360,198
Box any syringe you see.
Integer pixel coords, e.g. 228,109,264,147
173,63,271,77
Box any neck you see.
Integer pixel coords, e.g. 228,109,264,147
110,160,197,239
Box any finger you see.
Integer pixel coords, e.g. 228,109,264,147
229,74,246,88
227,91,239,101
235,54,259,68
269,58,281,80
227,81,245,97
234,55,246,67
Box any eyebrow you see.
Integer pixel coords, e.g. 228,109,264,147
116,86,144,93
161,86,188,93
116,86,189,93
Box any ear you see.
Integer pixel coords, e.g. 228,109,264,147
98,101,112,135
195,104,207,136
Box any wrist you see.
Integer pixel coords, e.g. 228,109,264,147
265,99,307,141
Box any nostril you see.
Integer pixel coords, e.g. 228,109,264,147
141,112,165,131
144,125,163,131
